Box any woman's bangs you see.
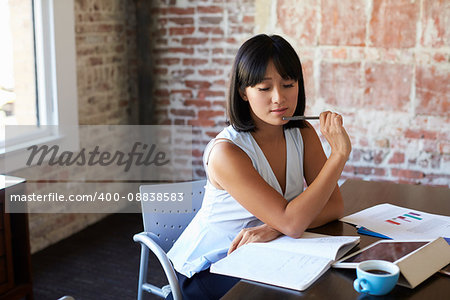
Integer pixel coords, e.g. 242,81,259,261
273,52,300,82
238,53,271,88
238,52,300,88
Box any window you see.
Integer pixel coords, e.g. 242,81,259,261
0,0,38,134
0,0,78,173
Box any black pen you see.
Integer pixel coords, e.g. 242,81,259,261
282,116,320,121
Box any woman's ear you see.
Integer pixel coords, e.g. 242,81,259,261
239,89,248,101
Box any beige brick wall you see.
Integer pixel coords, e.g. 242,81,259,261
268,0,450,185
75,0,138,125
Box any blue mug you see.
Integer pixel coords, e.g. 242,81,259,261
353,260,400,296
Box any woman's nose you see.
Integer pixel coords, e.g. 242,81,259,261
271,86,284,104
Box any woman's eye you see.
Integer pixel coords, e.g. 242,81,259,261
284,84,294,88
258,87,270,91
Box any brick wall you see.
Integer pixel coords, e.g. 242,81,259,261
149,0,449,186
19,0,450,253
269,0,449,186
76,0,138,125
147,0,256,177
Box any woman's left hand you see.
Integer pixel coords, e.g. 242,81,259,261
228,224,282,255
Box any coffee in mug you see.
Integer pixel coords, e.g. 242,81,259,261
366,269,391,275
353,260,400,296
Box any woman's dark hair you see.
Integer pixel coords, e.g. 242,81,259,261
227,34,307,131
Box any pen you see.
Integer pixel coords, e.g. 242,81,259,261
282,116,320,121
356,226,392,239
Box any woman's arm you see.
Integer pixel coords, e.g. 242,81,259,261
227,223,282,254
208,112,351,239
301,122,345,228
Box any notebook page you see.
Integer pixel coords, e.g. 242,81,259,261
252,233,360,260
211,243,331,291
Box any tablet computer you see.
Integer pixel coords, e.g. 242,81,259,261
332,240,431,269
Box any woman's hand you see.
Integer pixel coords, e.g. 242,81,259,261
319,111,352,159
228,224,282,255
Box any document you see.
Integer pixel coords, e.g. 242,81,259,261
210,232,360,291
340,204,450,240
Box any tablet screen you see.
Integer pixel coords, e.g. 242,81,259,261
341,241,428,263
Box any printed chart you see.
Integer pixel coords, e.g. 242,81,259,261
341,204,450,240
386,212,422,225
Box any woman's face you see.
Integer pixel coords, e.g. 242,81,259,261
241,60,298,128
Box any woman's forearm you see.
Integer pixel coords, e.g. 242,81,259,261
281,153,347,237
308,184,344,228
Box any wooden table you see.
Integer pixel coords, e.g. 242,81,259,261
222,179,450,300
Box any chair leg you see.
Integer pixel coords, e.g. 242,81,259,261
137,244,149,300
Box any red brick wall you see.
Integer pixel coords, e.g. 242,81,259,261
149,0,449,187
147,1,255,177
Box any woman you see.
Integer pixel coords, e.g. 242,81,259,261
167,34,351,299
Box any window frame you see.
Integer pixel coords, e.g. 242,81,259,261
0,0,79,173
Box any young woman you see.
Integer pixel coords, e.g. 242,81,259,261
167,34,351,300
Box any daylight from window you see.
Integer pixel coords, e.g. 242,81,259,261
0,0,38,144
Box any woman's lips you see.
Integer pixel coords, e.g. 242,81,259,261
270,108,288,115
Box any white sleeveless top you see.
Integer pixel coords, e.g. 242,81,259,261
167,125,304,278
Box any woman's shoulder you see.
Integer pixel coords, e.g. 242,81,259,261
216,125,250,141
297,121,319,140
203,126,254,167
205,130,254,190
209,126,253,158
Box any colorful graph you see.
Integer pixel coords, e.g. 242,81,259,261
385,212,422,225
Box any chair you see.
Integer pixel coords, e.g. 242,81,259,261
133,180,206,300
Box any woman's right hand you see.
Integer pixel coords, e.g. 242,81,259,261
227,224,282,255
319,111,352,159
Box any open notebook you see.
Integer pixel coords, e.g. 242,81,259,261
211,232,360,291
